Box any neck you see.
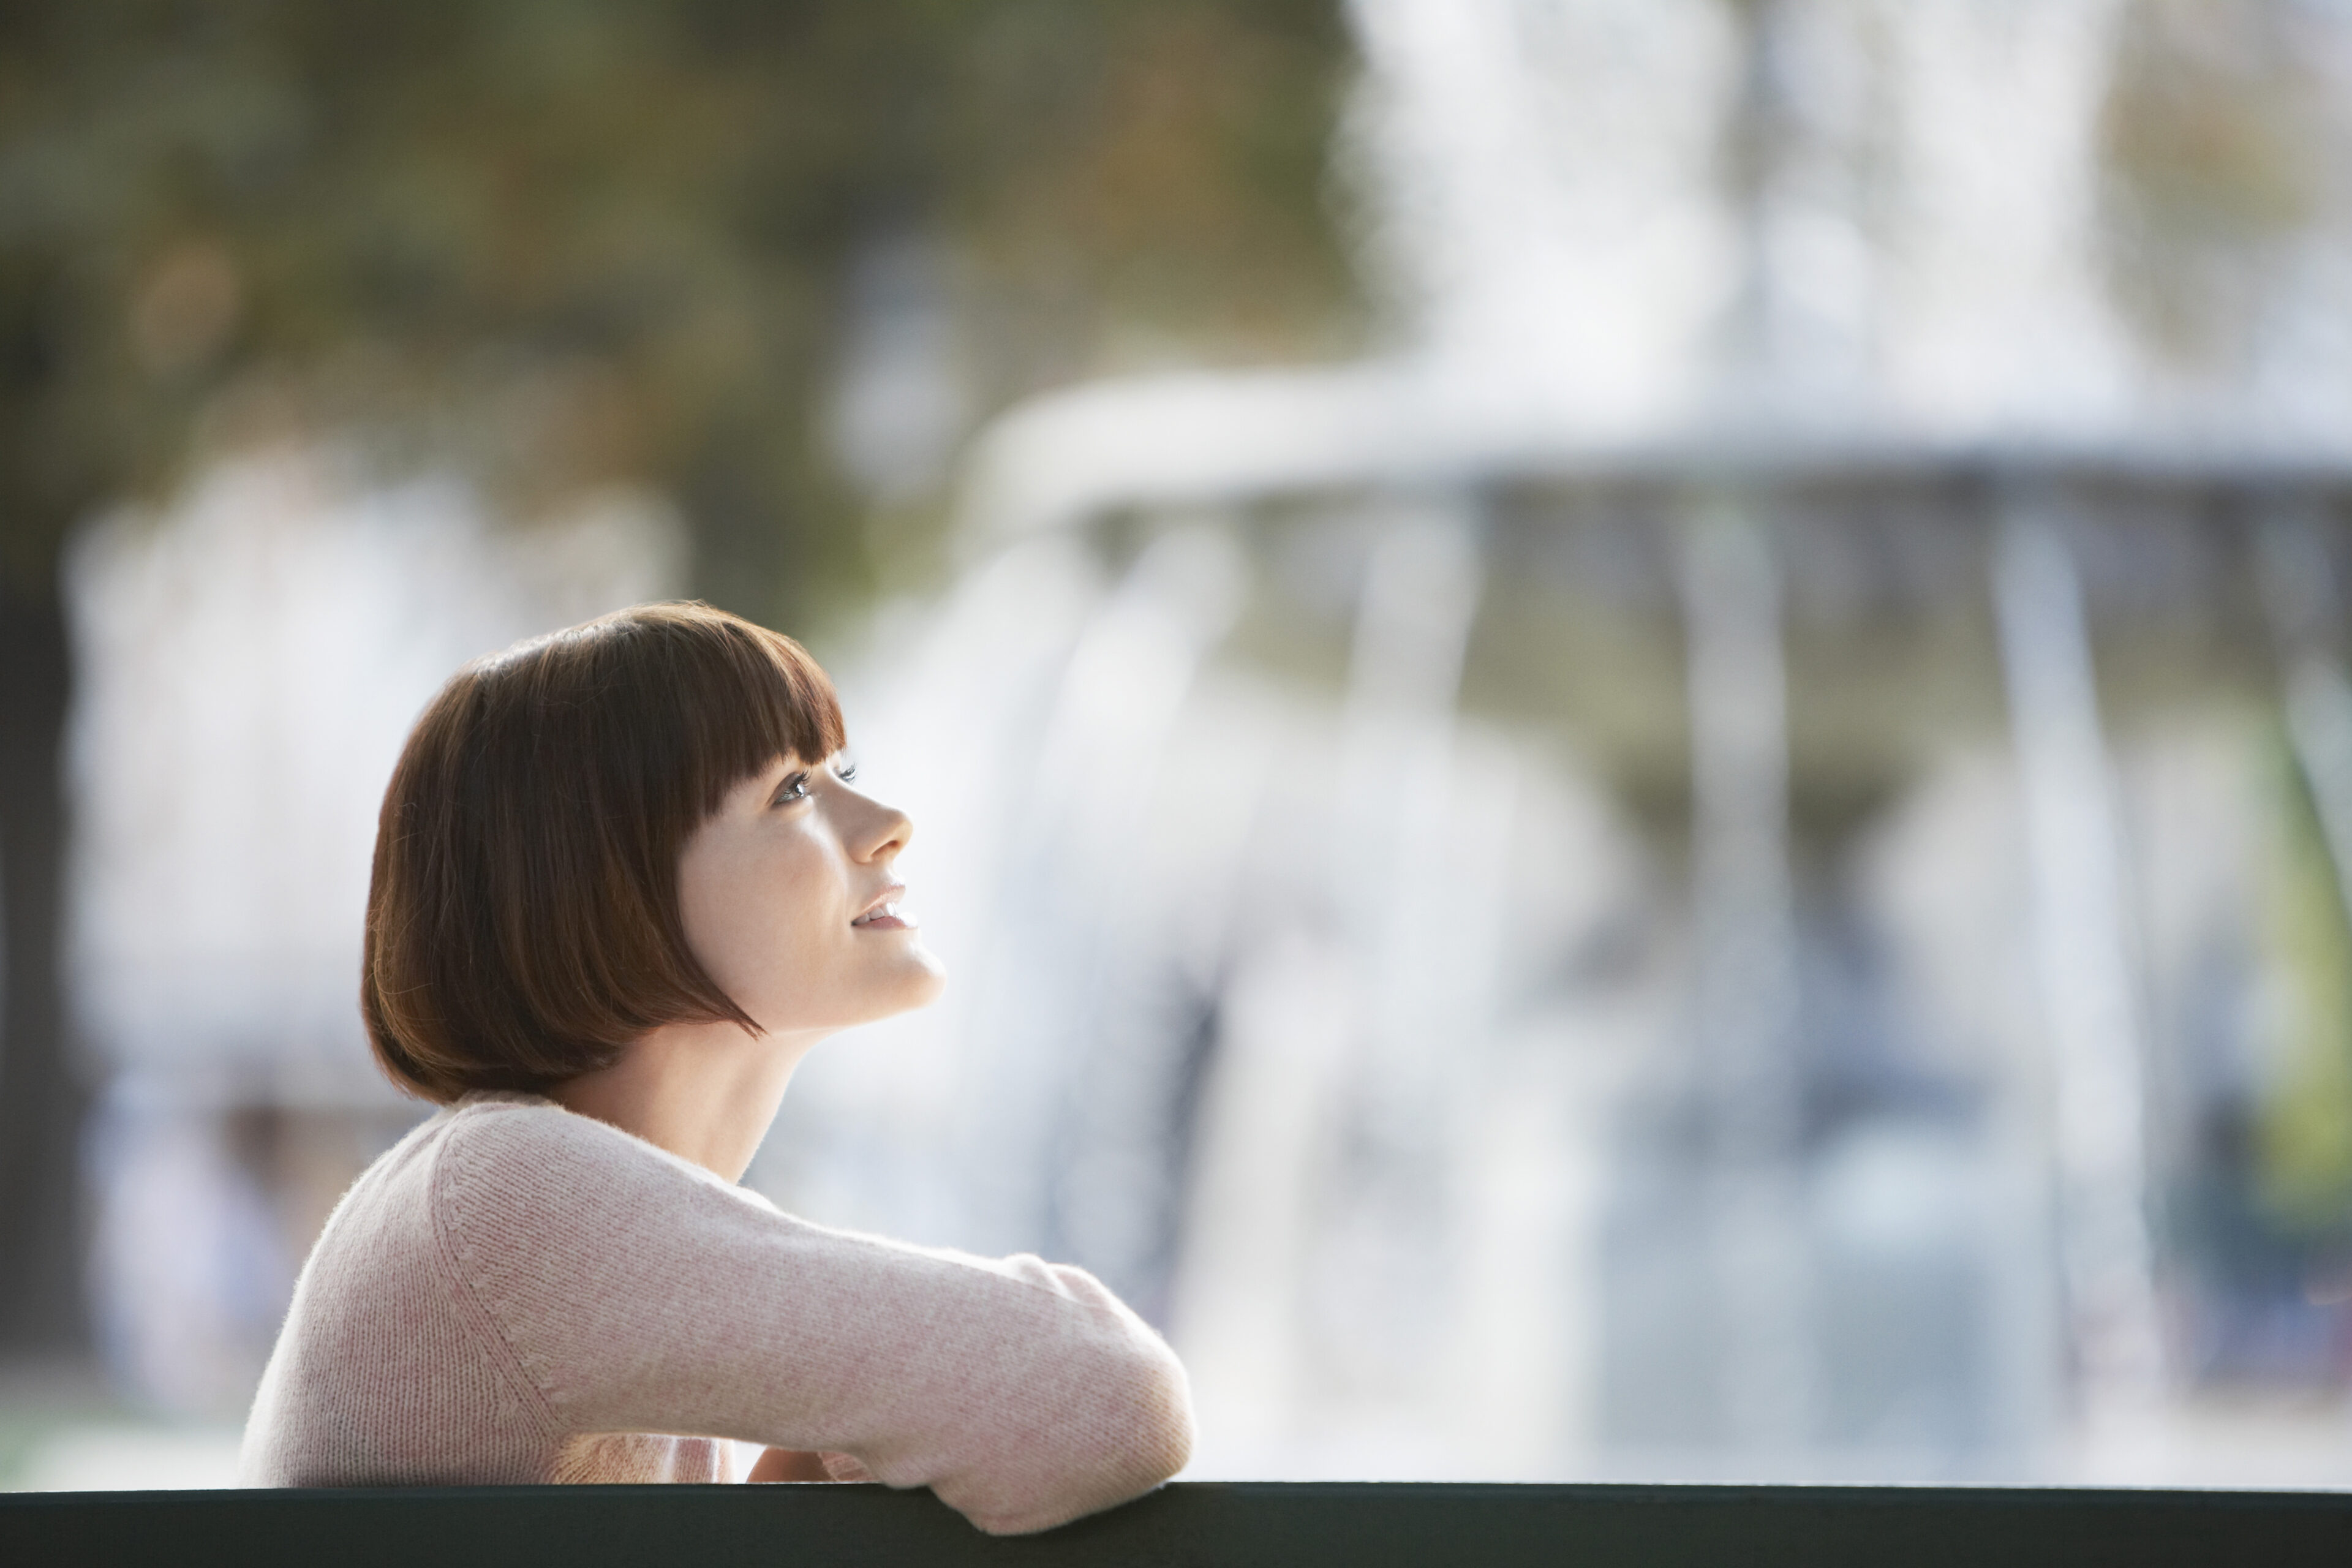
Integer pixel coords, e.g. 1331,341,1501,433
546,1019,824,1182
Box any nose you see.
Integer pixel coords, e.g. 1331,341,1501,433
849,791,914,864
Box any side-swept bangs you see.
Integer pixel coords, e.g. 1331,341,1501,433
362,601,845,1102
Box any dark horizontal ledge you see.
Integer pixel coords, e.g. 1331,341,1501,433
7,1481,2351,1568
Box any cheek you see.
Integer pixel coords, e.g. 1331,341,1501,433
679,831,835,1003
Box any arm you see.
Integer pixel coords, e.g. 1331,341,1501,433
746,1447,838,1482
435,1106,1193,1533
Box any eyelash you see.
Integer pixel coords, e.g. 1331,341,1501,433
777,759,855,806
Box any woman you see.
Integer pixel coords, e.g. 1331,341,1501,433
239,602,1194,1534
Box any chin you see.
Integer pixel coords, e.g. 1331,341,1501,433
900,948,949,1011
872,942,948,1019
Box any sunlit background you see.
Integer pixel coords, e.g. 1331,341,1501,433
6,0,2352,1493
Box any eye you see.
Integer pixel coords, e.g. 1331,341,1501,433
775,770,813,806
832,756,859,785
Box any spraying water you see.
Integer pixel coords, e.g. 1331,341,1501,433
790,0,2352,1482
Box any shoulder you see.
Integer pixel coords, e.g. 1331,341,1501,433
429,1092,771,1245
434,1093,706,1180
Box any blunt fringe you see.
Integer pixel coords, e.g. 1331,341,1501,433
361,601,846,1102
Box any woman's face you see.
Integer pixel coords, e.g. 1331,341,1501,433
676,753,945,1037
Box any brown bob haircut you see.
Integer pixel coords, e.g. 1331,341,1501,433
362,601,845,1102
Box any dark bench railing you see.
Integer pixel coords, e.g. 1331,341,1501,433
5,1482,2350,1566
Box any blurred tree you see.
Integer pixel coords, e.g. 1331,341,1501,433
0,0,1359,1355
2100,0,2335,373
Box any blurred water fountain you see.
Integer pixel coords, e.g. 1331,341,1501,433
1676,503,1809,1446
1990,504,2165,1425
788,0,2352,1483
1011,526,1247,1288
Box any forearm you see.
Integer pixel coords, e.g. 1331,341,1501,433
746,1447,837,1483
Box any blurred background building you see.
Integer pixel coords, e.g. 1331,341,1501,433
6,0,2352,1490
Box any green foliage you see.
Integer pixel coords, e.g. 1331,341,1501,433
2257,725,2352,1237
0,0,1360,626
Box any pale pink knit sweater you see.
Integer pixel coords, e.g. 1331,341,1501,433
239,1092,1194,1534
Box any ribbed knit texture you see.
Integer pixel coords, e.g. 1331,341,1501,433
239,1093,1195,1534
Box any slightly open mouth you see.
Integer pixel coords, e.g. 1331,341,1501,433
851,901,914,930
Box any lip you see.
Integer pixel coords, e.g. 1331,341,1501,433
851,884,914,931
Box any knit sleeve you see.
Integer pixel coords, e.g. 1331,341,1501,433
429,1102,1193,1534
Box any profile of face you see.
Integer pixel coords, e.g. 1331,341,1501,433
676,753,946,1038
